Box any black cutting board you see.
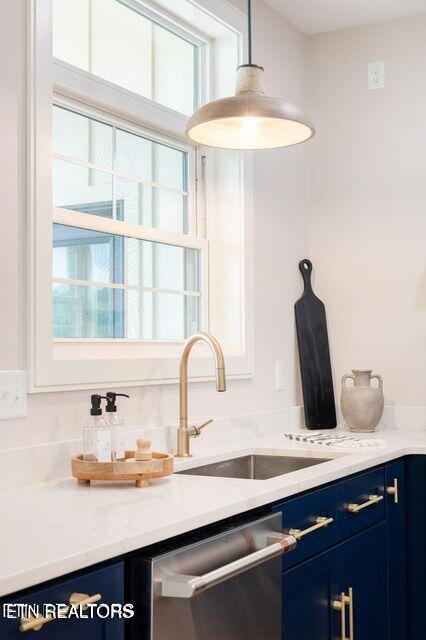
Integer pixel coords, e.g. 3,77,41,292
295,259,337,430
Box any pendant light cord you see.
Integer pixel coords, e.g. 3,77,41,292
248,0,253,64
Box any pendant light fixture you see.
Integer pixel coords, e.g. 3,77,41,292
186,0,315,150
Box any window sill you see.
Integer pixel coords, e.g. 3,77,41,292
29,357,254,393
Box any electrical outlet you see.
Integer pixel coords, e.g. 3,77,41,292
368,61,385,90
0,371,27,419
275,361,285,391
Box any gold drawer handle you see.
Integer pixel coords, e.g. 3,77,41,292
348,494,383,514
20,593,102,632
288,516,333,540
387,478,399,504
333,587,354,640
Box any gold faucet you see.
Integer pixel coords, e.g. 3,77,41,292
176,332,226,457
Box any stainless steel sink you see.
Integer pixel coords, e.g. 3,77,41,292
177,454,330,480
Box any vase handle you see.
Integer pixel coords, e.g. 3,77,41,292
342,374,355,388
370,374,383,391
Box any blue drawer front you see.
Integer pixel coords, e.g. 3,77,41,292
337,467,385,539
0,562,125,640
273,486,337,570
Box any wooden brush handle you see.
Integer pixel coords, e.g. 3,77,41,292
136,438,152,461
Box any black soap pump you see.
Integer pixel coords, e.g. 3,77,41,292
105,392,130,462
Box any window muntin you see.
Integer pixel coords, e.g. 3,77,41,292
52,0,198,116
53,105,189,233
53,224,201,340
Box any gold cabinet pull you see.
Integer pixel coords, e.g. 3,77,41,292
348,494,383,513
386,478,399,504
288,516,334,540
333,587,354,640
20,593,102,632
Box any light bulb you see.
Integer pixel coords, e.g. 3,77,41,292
241,117,260,142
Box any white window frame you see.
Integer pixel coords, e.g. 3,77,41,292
28,0,254,392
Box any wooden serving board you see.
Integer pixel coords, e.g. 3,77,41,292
295,259,337,430
71,450,173,487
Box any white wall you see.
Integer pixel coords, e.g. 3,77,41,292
309,15,426,408
0,0,26,372
0,0,311,450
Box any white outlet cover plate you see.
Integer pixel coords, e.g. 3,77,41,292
0,371,27,419
368,61,385,90
275,361,285,391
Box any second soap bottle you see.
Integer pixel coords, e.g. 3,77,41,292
104,392,129,462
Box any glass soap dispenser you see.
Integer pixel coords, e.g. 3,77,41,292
105,392,130,462
83,394,109,461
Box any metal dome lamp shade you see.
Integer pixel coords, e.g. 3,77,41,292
186,0,315,150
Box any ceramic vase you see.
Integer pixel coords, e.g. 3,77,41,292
341,369,384,432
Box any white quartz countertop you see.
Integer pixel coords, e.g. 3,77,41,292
1,429,426,597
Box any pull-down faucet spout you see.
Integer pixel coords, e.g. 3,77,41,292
176,333,226,458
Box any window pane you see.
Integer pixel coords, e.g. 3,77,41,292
115,129,152,182
52,226,201,340
153,143,186,191
91,0,153,100
53,109,189,232
116,179,187,233
53,0,89,70
153,24,196,115
52,0,197,115
127,238,199,291
116,129,186,190
53,106,113,168
127,291,199,339
53,283,124,338
53,224,124,284
53,159,113,217
154,188,187,234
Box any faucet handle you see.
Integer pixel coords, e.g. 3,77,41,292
191,419,213,438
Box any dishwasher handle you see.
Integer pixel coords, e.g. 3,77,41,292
160,533,297,598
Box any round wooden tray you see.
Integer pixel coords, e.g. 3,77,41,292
71,450,174,487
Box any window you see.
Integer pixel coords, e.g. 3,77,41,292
52,0,200,115
52,105,202,341
30,0,252,391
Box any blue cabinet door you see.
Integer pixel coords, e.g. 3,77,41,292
338,523,387,640
385,460,406,640
405,455,425,640
282,548,339,640
0,562,125,640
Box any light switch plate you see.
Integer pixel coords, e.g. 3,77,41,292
368,61,385,90
275,361,285,391
0,371,27,419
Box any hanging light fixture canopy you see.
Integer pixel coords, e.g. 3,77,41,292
186,0,315,150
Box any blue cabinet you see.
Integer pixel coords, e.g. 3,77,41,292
385,460,406,640
0,562,125,640
283,523,388,640
273,485,338,570
336,467,385,539
282,523,387,640
338,523,387,640
405,455,425,640
283,548,339,640
281,461,406,640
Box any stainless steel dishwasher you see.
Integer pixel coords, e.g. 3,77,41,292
129,513,297,640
